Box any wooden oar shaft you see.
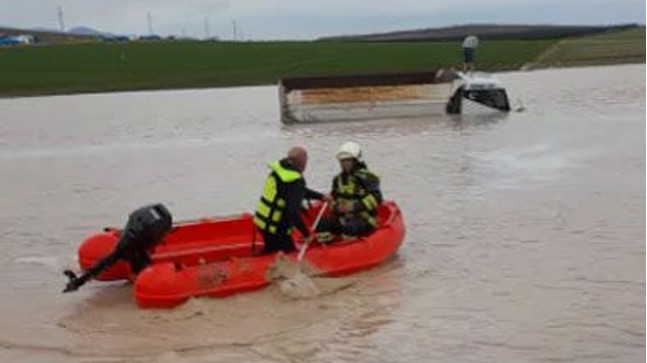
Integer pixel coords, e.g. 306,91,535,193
297,202,328,261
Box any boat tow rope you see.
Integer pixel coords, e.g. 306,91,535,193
297,202,328,262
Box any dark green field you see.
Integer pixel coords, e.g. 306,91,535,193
528,27,645,68
0,26,643,97
0,40,554,97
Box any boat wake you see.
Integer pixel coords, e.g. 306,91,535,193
14,255,76,271
268,253,356,299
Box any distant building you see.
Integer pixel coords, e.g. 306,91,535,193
0,34,36,46
138,35,162,41
100,35,129,42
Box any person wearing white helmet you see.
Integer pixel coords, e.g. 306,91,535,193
316,141,383,241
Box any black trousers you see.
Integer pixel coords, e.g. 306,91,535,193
260,230,296,254
463,47,474,63
316,214,374,237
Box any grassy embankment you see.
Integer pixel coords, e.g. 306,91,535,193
526,27,645,69
0,40,553,97
0,27,643,97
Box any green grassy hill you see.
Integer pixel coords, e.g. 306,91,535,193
319,24,637,42
0,40,553,97
0,26,643,97
526,27,645,69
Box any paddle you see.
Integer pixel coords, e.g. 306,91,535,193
297,201,328,261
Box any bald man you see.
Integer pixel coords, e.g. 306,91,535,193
253,146,325,254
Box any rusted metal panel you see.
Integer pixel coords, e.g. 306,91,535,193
280,71,439,91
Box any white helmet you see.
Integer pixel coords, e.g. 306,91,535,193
336,141,362,161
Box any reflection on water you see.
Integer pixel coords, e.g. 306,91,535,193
284,112,510,138
0,64,644,362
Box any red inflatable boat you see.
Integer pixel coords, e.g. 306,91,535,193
76,201,405,308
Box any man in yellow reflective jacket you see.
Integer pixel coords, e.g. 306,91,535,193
254,146,325,254
316,142,382,240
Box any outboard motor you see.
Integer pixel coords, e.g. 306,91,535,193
63,203,172,293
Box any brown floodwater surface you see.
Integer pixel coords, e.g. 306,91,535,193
0,64,644,362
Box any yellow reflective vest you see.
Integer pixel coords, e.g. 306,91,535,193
333,168,381,227
254,161,302,235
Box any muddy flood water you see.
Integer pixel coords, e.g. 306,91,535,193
0,64,644,362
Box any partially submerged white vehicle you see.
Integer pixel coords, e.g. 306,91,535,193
445,72,511,114
278,70,510,123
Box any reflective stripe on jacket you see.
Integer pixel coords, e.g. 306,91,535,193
254,161,302,235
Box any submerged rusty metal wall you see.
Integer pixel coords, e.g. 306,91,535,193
280,71,439,91
279,70,453,123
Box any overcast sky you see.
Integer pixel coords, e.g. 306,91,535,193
1,0,644,40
